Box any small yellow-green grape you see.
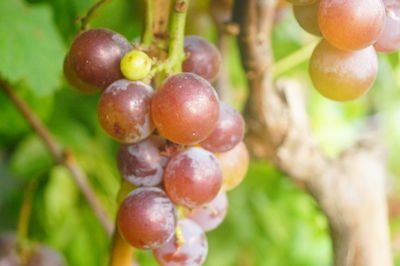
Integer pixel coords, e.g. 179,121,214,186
120,50,152,80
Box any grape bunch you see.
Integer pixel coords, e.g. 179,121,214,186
289,0,400,101
64,28,249,265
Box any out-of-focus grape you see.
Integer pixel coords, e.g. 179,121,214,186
153,219,208,266
68,28,132,88
164,147,222,208
216,141,249,191
309,40,378,101
98,79,154,143
374,0,400,53
293,1,321,36
318,0,385,51
151,73,219,145
200,102,244,153
185,192,228,232
117,187,177,249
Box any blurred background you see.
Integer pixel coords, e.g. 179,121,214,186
0,0,399,265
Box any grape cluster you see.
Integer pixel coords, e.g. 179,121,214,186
289,0,400,101
64,28,249,265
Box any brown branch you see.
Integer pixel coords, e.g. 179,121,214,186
233,0,393,265
0,78,113,236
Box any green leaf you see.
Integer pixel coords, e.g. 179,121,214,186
9,134,53,179
0,0,65,96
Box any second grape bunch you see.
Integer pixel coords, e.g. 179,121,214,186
64,28,249,266
290,0,400,102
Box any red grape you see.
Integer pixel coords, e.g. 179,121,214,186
200,102,245,153
182,36,221,83
309,40,378,101
216,141,249,191
164,147,222,208
63,54,99,93
374,0,400,53
117,136,168,187
153,219,208,266
318,0,385,51
185,192,228,232
98,79,155,143
68,28,132,88
293,1,321,36
151,73,219,145
117,187,177,249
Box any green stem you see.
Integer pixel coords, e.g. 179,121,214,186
80,0,112,31
142,0,155,47
150,0,190,76
17,179,38,247
272,40,318,79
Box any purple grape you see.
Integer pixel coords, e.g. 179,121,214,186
153,219,208,266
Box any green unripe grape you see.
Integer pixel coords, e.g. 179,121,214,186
120,50,152,81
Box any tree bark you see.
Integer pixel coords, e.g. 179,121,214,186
232,0,393,265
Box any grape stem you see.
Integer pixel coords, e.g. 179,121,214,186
17,179,38,249
150,0,190,76
0,78,113,236
272,40,318,79
78,0,112,31
142,0,155,47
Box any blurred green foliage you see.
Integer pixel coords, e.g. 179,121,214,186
0,0,399,265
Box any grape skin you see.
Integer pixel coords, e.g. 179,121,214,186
318,0,385,51
151,73,220,145
293,1,321,36
68,28,132,88
374,0,400,53
98,79,155,143
164,147,222,208
182,36,221,83
185,192,228,232
216,141,249,191
63,54,99,94
117,136,167,187
200,102,245,153
153,219,208,266
117,187,177,249
309,40,378,102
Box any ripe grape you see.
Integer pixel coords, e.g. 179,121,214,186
117,136,167,187
164,147,222,208
374,0,400,53
63,54,99,93
68,28,132,88
318,0,385,51
117,187,177,249
216,141,249,191
98,79,154,143
153,219,208,266
309,40,378,101
151,73,219,145
293,1,321,36
287,0,316,5
200,102,245,153
185,192,228,232
120,50,152,80
182,36,221,83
